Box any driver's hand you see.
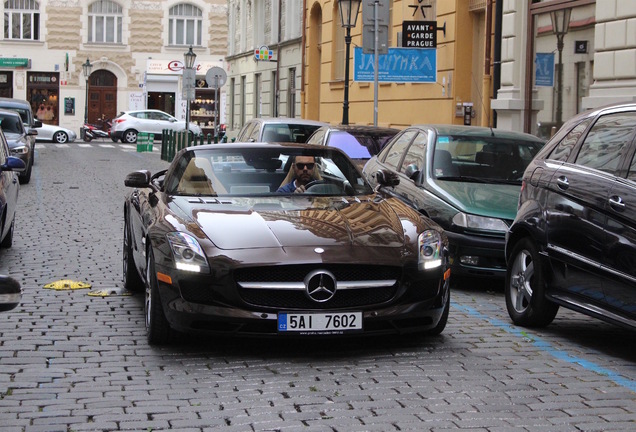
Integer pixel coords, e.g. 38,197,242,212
294,185,306,193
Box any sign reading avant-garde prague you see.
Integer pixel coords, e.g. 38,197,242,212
402,20,437,48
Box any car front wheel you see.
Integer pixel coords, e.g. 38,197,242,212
145,248,172,344
53,131,68,143
505,238,559,327
123,129,138,143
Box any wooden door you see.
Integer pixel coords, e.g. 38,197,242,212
88,70,117,128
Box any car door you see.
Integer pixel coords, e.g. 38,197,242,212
544,111,633,302
600,112,636,323
0,132,18,241
152,111,175,134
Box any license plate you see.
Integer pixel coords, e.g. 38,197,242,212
278,312,363,334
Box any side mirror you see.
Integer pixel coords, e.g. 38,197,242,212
28,129,38,136
124,170,151,188
0,156,26,173
0,275,21,312
374,170,400,187
33,119,43,128
404,164,420,181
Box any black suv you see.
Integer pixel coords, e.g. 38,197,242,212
505,103,636,330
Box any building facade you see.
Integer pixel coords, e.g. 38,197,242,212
225,0,303,138
0,0,227,136
302,0,635,135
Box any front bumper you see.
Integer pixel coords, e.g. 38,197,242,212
445,230,506,278
155,262,450,337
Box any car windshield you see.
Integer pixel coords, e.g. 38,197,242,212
0,114,23,134
433,134,544,183
165,147,374,197
262,124,322,143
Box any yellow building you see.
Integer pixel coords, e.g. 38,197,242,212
302,0,497,129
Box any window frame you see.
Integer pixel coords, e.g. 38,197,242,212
87,0,123,44
168,3,203,47
4,0,40,41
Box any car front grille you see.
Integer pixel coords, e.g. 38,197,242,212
235,264,401,310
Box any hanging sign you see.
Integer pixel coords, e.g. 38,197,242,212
254,46,275,62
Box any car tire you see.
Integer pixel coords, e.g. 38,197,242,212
123,218,144,292
111,136,118,143
145,248,172,345
19,159,32,185
424,286,450,336
505,238,559,327
53,131,68,144
0,214,14,248
124,129,138,144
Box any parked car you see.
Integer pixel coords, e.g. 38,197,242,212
110,109,202,143
235,117,327,143
0,97,42,148
0,109,36,184
363,124,545,279
35,123,77,144
123,142,450,344
0,127,26,248
505,103,636,330
307,125,400,168
0,275,21,312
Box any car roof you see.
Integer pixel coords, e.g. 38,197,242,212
0,97,32,109
0,108,21,118
253,117,327,126
409,124,544,142
320,125,400,135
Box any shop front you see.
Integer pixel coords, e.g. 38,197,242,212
28,72,60,125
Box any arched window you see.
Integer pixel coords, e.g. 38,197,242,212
88,1,123,44
169,3,202,46
4,0,40,41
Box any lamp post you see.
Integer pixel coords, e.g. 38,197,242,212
183,46,197,137
550,8,571,127
82,58,93,126
338,0,361,125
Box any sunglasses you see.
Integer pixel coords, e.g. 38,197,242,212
295,162,315,170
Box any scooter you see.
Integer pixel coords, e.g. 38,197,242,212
82,121,111,142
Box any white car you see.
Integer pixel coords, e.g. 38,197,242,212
110,109,202,143
35,123,77,144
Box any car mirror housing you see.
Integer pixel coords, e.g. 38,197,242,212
124,170,152,188
375,169,400,187
33,120,43,128
404,164,420,181
0,156,26,173
0,275,21,312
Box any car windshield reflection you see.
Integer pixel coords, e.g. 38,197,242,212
164,147,374,197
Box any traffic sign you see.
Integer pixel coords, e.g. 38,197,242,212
205,67,227,88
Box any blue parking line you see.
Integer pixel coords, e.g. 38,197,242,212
451,302,636,393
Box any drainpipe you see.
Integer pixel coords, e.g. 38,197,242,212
300,0,307,118
492,0,503,128
482,0,493,127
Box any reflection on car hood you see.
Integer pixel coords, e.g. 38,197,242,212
433,181,520,220
171,196,409,250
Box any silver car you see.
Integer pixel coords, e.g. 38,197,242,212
110,109,202,143
35,123,77,144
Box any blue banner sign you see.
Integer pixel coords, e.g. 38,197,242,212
535,52,555,87
354,47,436,83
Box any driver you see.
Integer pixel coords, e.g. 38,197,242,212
277,155,318,193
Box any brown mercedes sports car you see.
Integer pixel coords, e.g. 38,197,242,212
123,142,450,344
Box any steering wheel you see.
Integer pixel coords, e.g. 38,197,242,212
303,180,329,192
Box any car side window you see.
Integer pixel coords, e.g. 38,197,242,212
547,119,590,162
249,123,261,141
399,132,427,176
383,130,417,170
574,112,636,174
0,134,8,162
307,129,325,145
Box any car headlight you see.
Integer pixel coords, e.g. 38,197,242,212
452,212,508,232
418,230,443,270
11,145,28,155
166,232,210,273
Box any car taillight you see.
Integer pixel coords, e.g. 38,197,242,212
115,119,126,123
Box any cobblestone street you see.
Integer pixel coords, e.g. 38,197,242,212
0,143,634,431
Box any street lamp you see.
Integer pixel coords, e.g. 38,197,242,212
550,7,571,127
82,58,93,126
338,0,361,125
183,46,197,137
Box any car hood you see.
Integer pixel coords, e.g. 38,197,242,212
432,181,520,220
170,196,412,250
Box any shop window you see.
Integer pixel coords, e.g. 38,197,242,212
4,0,40,41
88,0,123,44
169,3,202,46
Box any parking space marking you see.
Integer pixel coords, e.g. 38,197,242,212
98,144,115,148
78,144,92,148
452,301,636,392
